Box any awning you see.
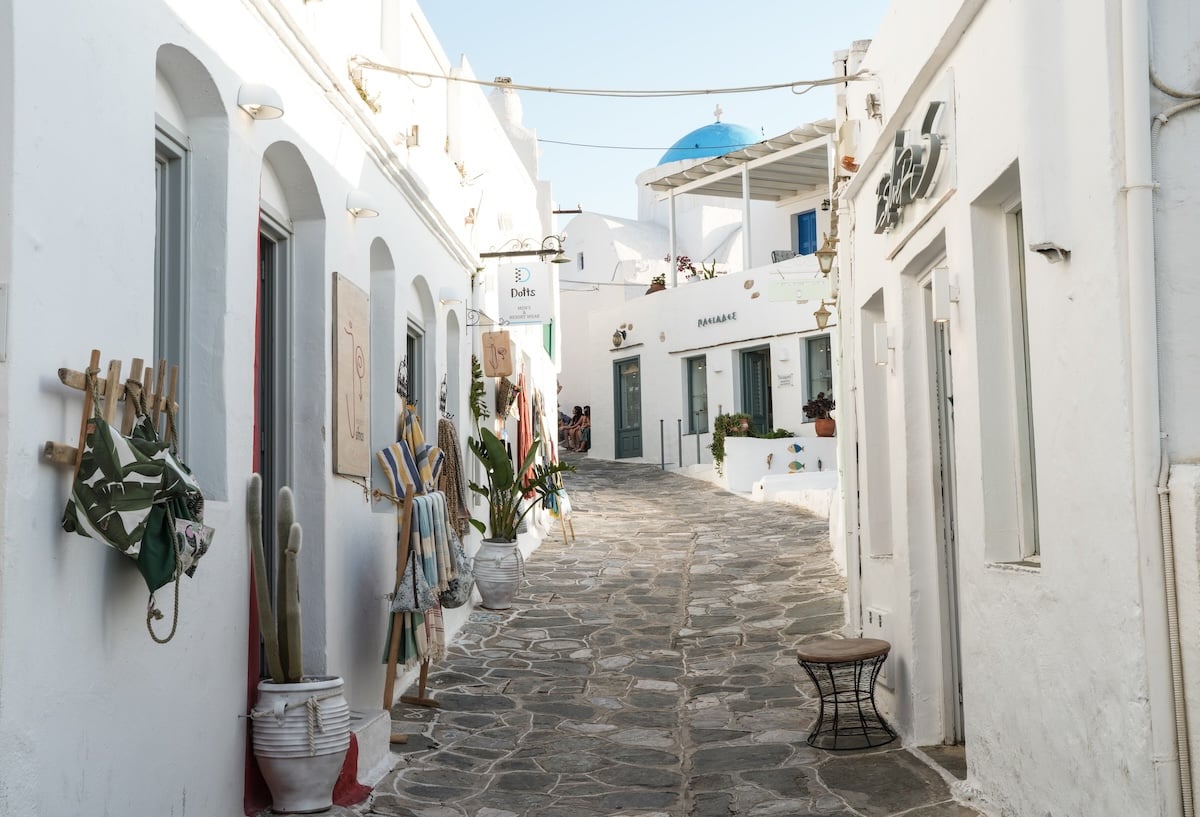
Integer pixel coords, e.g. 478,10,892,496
647,119,835,202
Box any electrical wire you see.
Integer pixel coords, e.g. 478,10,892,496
538,138,762,151
352,58,865,99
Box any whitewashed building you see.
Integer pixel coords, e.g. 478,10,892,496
0,1,562,815
559,117,842,498
834,2,1200,816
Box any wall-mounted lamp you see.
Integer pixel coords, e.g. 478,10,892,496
813,300,833,331
1029,241,1070,264
346,189,379,218
931,266,959,324
814,234,837,277
438,287,463,306
237,83,285,120
479,234,570,264
821,198,831,212
873,322,894,366
611,329,626,347
776,346,790,362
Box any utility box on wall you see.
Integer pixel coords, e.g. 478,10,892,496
865,606,894,688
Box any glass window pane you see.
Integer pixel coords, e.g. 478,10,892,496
806,335,833,402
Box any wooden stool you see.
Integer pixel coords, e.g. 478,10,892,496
796,637,897,751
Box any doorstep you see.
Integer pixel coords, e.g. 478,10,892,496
350,708,397,787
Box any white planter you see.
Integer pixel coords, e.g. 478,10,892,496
473,538,523,610
251,675,350,814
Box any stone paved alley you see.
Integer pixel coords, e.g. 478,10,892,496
354,457,982,817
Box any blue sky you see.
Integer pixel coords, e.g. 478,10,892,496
422,1,892,220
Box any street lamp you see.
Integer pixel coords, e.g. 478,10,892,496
814,234,837,277
813,300,833,331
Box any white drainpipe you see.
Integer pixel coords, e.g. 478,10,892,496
1122,1,1190,815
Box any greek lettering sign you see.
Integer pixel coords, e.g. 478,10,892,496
697,312,737,328
875,101,946,234
498,263,553,325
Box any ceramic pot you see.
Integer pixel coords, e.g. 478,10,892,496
252,675,350,814
473,538,523,610
645,282,666,294
815,418,836,438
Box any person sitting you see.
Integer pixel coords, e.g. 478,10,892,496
561,406,582,447
567,406,590,452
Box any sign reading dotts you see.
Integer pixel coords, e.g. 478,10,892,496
498,263,553,325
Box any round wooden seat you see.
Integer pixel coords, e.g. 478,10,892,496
796,637,890,664
795,637,896,750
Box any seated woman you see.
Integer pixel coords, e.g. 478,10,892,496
561,405,582,447
567,406,591,452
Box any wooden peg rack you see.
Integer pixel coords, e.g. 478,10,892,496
44,349,180,469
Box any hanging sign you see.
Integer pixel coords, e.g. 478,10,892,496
481,331,513,377
875,100,947,234
498,263,553,325
332,272,370,477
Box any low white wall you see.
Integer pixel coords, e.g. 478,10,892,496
724,436,838,493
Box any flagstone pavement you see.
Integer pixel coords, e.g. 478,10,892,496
348,456,984,817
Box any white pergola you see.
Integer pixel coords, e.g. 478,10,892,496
647,119,835,280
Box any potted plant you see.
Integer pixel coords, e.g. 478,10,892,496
646,274,667,294
467,428,575,609
247,475,351,815
708,412,753,476
804,392,837,437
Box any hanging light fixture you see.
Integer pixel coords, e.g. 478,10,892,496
814,234,837,277
346,189,379,218
542,234,572,264
237,83,285,120
813,301,832,331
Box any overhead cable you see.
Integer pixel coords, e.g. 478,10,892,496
352,58,866,99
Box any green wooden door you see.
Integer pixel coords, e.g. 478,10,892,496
613,357,642,459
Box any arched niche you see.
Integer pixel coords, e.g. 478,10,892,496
369,238,397,513
406,274,436,416
154,43,230,498
258,139,328,674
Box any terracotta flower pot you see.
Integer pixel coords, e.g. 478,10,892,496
814,418,836,438
645,282,666,294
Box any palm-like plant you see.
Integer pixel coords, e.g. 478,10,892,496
467,428,575,540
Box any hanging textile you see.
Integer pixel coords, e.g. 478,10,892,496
376,407,451,671
437,418,471,537
517,371,534,496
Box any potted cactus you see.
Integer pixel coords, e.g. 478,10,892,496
247,474,350,814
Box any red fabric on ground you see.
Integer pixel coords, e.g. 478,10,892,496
333,733,372,806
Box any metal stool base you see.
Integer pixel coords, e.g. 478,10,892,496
798,648,898,752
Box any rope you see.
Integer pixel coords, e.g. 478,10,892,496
248,689,344,758
146,503,183,644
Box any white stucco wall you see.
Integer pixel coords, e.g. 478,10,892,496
0,1,560,815
837,1,1196,815
578,258,837,472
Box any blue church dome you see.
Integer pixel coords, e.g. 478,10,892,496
658,121,760,165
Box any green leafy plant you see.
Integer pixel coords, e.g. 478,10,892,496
247,475,304,685
650,274,666,286
762,428,794,439
708,412,753,476
803,392,836,420
469,355,489,428
467,428,575,540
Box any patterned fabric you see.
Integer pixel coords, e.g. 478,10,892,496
436,418,471,537
377,407,452,669
62,381,213,593
438,530,474,609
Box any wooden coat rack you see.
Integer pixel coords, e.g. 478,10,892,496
44,349,179,470
380,411,445,745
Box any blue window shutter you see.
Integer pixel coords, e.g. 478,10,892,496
797,210,818,255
